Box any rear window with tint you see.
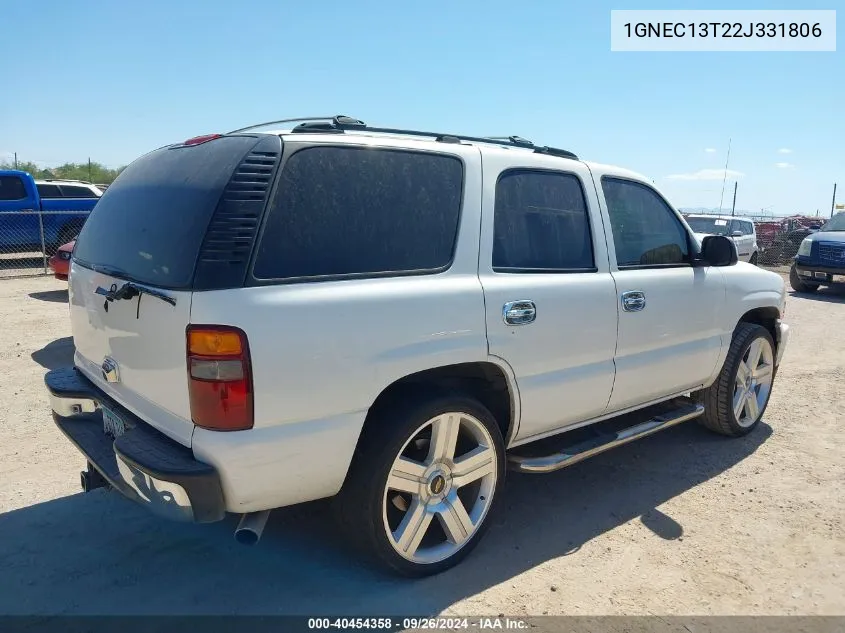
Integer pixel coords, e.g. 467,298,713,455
252,146,463,280
73,135,261,289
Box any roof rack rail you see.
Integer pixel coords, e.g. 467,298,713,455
226,115,365,135
289,119,579,160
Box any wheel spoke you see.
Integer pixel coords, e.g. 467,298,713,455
451,446,495,489
438,495,475,545
428,414,461,463
745,390,760,421
393,498,433,556
753,363,773,381
733,388,747,421
387,457,427,494
735,361,751,386
747,340,764,372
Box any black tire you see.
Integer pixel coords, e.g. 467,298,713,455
335,391,506,576
749,252,758,266
695,323,776,437
789,264,819,293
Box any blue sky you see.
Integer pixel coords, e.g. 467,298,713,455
1,0,841,216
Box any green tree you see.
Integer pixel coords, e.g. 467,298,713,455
0,159,125,184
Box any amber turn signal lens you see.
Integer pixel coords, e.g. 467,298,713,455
188,329,243,356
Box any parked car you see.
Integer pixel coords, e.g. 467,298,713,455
0,171,101,255
44,116,789,576
48,240,75,281
36,179,103,200
790,212,845,292
684,214,759,264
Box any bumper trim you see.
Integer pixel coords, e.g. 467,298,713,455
775,320,790,367
45,367,225,523
794,263,845,277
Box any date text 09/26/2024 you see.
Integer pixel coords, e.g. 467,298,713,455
307,617,530,630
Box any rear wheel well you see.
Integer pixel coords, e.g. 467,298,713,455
365,362,514,443
738,307,779,348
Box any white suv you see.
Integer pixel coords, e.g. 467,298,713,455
45,116,789,576
685,214,759,265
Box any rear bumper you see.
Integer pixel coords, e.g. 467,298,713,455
45,367,225,523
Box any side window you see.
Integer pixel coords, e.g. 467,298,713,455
601,177,690,267
0,176,27,201
59,185,98,198
493,170,594,272
36,184,63,198
253,146,463,280
744,221,755,236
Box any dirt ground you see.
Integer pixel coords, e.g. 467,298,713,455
0,273,842,617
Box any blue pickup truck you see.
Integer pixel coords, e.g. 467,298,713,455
0,170,101,255
790,212,845,293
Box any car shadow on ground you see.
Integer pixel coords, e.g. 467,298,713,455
0,421,771,615
28,289,69,303
789,285,845,304
31,337,74,370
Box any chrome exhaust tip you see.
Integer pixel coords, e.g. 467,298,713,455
234,510,271,546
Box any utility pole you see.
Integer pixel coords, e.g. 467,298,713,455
718,138,732,212
730,181,738,217
14,152,17,169
832,183,838,217
88,157,92,183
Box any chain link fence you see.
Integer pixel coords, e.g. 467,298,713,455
0,210,89,278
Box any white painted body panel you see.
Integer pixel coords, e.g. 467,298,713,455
68,263,195,446
476,151,618,441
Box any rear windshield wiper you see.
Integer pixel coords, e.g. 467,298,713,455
95,281,177,317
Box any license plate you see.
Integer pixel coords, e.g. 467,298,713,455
102,404,126,438
815,272,828,280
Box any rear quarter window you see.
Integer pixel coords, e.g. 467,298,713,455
0,175,27,201
252,146,464,281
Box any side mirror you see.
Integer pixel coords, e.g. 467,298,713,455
698,235,738,267
810,224,821,230
731,230,743,237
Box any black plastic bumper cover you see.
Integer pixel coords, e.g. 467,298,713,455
45,367,225,523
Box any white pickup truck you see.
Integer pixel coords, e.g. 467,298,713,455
45,116,789,576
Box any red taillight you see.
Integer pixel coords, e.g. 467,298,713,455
183,133,222,146
187,325,253,431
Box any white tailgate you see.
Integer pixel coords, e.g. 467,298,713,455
68,262,195,446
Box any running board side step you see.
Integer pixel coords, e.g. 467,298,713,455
507,398,705,474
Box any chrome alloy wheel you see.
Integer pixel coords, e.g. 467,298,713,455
733,337,774,427
381,412,498,565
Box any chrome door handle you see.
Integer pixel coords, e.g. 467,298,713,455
503,300,536,325
621,291,646,312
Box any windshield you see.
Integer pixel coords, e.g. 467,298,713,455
821,213,845,232
685,216,732,235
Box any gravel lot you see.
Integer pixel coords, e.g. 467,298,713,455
0,274,842,617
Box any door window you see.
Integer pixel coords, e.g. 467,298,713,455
602,178,690,267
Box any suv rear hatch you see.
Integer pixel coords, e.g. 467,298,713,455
68,133,282,446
